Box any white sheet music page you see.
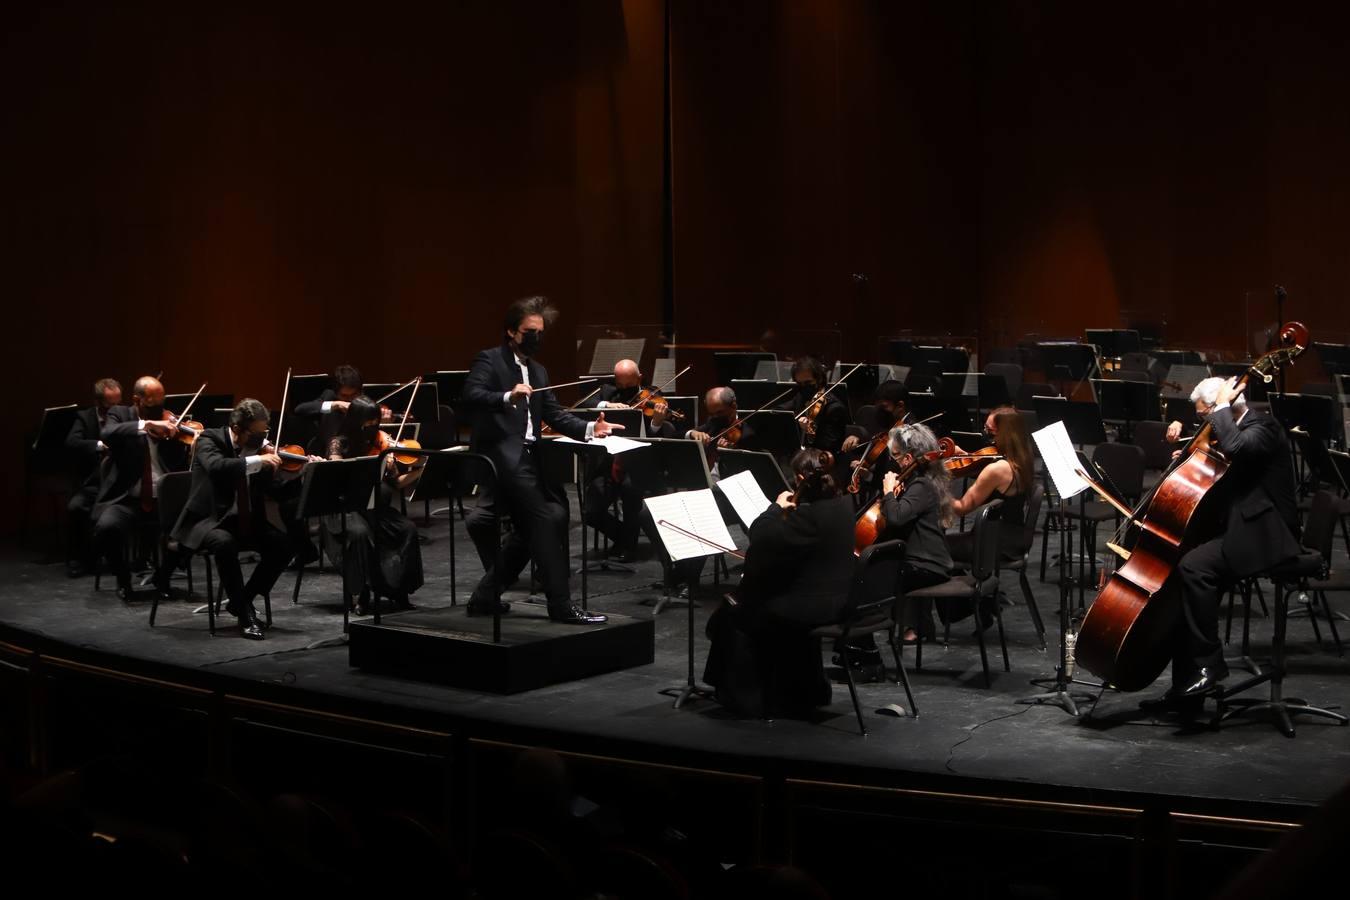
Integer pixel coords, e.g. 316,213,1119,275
1032,420,1090,499
643,489,737,561
714,469,772,527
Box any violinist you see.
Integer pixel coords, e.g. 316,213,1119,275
703,449,856,717
841,380,909,496
65,377,122,578
686,387,749,448
588,358,677,437
320,397,425,616
462,295,621,624
842,423,955,665
783,357,848,455
1143,376,1300,715
947,406,1033,565
92,376,191,601
292,364,393,452
168,399,298,640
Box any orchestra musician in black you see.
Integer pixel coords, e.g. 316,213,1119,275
65,377,121,577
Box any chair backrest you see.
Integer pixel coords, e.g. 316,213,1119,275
157,470,192,532
845,539,907,621
1092,441,1146,500
1303,490,1340,562
1016,480,1045,555
1131,419,1173,470
969,499,1004,582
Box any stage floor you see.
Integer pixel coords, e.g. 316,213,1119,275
3,509,1349,819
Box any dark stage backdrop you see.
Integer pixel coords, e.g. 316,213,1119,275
5,1,1350,534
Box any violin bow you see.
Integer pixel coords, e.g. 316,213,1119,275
567,385,604,410
636,365,692,405
656,519,746,560
798,362,863,420
394,377,422,444
373,378,418,407
710,386,796,443
175,382,208,423
273,367,292,446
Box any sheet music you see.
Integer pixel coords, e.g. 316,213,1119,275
552,434,649,455
714,469,772,527
644,489,738,561
1032,421,1090,499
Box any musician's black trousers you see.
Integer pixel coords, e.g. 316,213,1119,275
466,447,572,608
67,483,97,565
193,518,293,613
1173,536,1230,685
92,501,147,587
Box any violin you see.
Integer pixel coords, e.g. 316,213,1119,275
372,376,427,472
783,451,834,516
170,418,205,446
942,445,1003,475
848,431,891,494
853,437,956,556
796,393,826,438
268,442,313,474
626,387,685,422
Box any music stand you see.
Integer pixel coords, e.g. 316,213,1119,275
1032,397,1107,447
1092,379,1158,438
731,379,797,411
166,393,232,417
904,391,972,437
1149,349,1207,368
532,436,617,608
1037,342,1100,394
949,430,989,453
738,410,802,462
752,359,795,381
713,448,791,500
560,408,645,572
714,352,775,385
589,338,646,376
660,395,698,438
282,374,329,448
205,408,233,430
430,370,470,407
625,438,714,614
1085,328,1142,359
835,363,880,413
293,456,383,638
1314,342,1350,379
1164,398,1200,432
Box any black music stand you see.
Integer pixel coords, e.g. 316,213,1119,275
730,379,797,411
1032,397,1107,447
903,391,972,437
1037,342,1100,395
532,437,612,609
714,352,775,385
660,395,698,438
292,456,383,640
714,448,791,500
1211,362,1271,403
1314,342,1350,379
1085,328,1142,359
1092,378,1158,439
282,374,329,448
27,404,79,553
567,409,645,570
738,410,803,463
625,438,714,614
165,393,232,417
1149,349,1206,368
431,370,471,409
835,363,880,414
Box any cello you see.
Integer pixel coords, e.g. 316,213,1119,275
1074,322,1309,691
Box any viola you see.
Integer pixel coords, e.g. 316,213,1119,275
853,437,956,556
942,445,1002,475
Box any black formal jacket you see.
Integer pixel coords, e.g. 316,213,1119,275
881,475,954,576
171,427,276,550
1205,408,1301,578
95,405,190,515
293,388,344,455
65,406,103,490
735,495,857,626
463,343,589,472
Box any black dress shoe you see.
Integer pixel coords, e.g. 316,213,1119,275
548,605,607,625
1179,665,1229,698
116,584,135,602
238,611,265,640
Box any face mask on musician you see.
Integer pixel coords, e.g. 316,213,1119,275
518,329,543,357
241,430,267,453
798,381,818,396
140,403,164,421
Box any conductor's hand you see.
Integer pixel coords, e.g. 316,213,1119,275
775,490,797,510
593,411,625,438
1165,420,1184,443
257,452,282,471
841,434,861,452
509,383,533,405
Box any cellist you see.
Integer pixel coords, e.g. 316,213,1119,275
1143,376,1300,716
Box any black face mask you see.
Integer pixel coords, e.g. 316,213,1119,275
798,382,818,396
982,427,995,443
140,404,164,421
874,407,897,430
241,432,266,453
362,425,380,442
518,330,543,357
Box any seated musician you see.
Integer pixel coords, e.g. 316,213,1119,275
947,405,1034,565
320,397,425,615
841,379,909,495
703,449,856,717
686,386,748,448
462,296,622,624
65,377,122,577
579,358,674,562
93,376,190,601
842,423,955,668
1144,376,1300,714
169,399,297,640
784,356,849,456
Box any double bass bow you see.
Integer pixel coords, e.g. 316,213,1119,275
1074,322,1309,691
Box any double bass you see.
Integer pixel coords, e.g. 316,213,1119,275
1074,322,1309,691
